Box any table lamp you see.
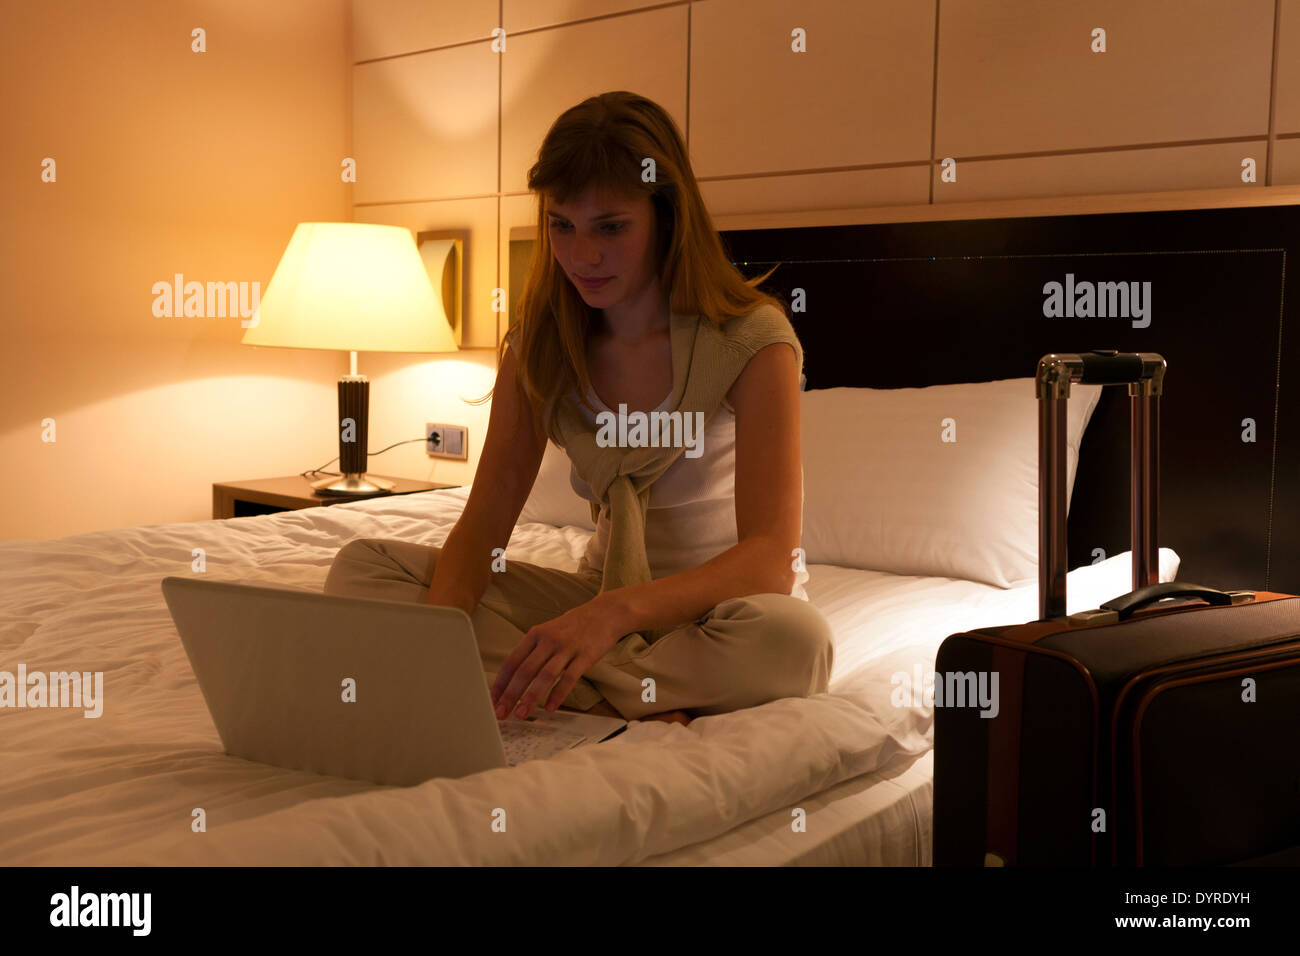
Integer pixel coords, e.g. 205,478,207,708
242,222,459,496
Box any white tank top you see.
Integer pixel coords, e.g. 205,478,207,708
568,386,810,601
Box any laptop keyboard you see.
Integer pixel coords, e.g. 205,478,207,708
499,719,587,767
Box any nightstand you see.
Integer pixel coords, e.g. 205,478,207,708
213,475,460,519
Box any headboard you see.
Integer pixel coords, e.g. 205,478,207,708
720,201,1299,594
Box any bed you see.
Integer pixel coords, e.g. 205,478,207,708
0,477,1178,866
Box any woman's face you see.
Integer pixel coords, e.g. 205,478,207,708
546,188,658,309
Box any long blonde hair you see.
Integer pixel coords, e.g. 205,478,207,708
487,91,787,442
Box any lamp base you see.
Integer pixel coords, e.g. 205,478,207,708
311,473,395,497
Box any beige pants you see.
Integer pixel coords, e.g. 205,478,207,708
321,538,834,721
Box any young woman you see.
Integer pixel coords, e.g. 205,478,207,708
323,92,833,725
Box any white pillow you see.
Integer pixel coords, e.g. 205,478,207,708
799,378,1103,588
518,440,596,531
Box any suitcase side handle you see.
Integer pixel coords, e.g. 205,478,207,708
1036,350,1167,621
1100,581,1233,621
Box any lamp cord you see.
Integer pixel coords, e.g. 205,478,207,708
299,437,430,480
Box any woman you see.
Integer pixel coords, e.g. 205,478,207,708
323,92,833,725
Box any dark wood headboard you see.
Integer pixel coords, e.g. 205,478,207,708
721,202,1298,594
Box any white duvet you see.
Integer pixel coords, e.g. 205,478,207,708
0,487,1177,865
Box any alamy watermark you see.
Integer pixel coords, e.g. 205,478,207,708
0,665,103,718
151,272,261,328
1042,273,1151,328
891,664,1000,718
49,886,150,936
595,404,705,459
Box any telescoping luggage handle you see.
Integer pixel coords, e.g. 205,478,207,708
1035,351,1257,622
1036,350,1166,622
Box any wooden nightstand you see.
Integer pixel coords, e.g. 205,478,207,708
213,475,460,519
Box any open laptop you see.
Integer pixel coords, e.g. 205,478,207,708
160,576,627,786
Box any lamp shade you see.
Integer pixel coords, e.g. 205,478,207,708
241,222,458,353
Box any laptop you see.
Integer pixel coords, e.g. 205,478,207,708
160,576,628,786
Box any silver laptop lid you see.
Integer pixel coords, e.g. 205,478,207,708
161,576,506,786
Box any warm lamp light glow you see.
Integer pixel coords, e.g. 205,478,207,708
237,221,461,498
241,222,458,353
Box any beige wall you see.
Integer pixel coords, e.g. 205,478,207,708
352,0,1299,229
5,0,1298,540
0,0,495,541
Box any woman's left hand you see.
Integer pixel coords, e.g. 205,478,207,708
491,596,628,719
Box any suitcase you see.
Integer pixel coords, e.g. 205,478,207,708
932,350,1300,866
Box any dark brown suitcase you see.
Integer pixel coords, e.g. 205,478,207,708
933,350,1300,866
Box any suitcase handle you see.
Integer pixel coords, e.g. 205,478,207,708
1036,350,1167,620
1099,581,1232,621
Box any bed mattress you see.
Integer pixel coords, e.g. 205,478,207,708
0,487,1178,865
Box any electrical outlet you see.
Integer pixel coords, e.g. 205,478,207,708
425,423,468,460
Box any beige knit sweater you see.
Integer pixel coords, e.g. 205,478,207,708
508,302,803,594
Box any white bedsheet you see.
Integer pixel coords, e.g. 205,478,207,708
0,487,1178,865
